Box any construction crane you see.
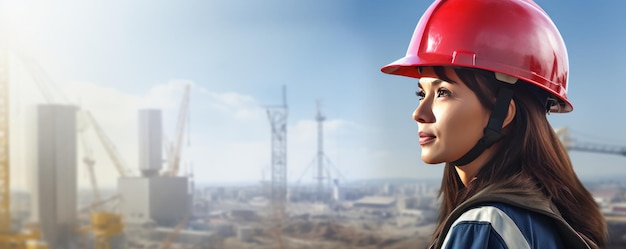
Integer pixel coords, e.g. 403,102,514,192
81,110,133,177
163,84,190,177
556,127,626,157
0,43,10,239
17,47,128,249
78,211,123,249
77,129,124,249
79,133,102,206
0,42,48,248
16,47,133,178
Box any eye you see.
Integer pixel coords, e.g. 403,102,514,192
436,88,451,98
415,90,425,101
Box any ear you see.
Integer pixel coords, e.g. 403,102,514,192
502,99,516,128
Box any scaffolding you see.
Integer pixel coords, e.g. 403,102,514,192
266,86,288,219
293,100,345,203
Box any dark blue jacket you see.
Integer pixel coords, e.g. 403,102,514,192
441,202,565,248
430,184,593,249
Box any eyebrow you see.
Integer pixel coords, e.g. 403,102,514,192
418,79,451,89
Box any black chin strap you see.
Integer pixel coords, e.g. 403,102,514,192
452,87,514,166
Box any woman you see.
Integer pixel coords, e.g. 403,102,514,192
380,0,607,248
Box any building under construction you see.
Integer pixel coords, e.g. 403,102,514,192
119,109,189,227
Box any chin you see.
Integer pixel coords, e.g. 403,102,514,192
421,155,444,164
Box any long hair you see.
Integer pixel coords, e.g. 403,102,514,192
429,67,607,247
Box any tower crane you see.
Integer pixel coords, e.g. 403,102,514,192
0,43,48,248
17,48,127,249
79,133,102,208
163,84,190,177
556,127,626,157
17,47,134,178
76,126,124,249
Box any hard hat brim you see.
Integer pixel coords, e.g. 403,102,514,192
380,55,573,113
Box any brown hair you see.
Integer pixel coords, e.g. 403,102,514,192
429,67,607,247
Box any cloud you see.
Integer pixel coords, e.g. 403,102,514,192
200,90,264,121
185,141,270,183
140,80,194,110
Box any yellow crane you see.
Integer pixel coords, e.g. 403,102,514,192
77,111,125,249
80,132,102,206
16,46,128,249
0,42,48,248
163,84,190,177
78,211,123,249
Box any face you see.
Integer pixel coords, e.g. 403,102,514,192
413,67,491,164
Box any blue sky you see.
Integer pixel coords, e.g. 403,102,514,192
2,0,625,189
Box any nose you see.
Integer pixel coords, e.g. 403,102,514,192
413,101,435,123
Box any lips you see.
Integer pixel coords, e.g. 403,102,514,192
418,131,436,145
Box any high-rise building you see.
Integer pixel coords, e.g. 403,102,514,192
32,104,78,249
138,109,162,177
120,109,189,227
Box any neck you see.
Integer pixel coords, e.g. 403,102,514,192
454,145,497,186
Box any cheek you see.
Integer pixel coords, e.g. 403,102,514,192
435,103,488,152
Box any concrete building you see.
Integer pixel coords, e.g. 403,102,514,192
119,177,189,227
354,196,397,209
121,109,191,227
138,109,162,177
31,105,78,249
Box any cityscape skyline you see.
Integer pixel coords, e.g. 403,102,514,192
1,0,625,190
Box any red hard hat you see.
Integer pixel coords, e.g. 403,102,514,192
381,0,572,112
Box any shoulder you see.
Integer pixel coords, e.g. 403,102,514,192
441,203,565,249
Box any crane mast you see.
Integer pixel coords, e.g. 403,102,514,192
0,36,48,249
76,111,127,249
0,45,10,234
79,134,102,206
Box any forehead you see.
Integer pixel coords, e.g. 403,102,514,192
418,67,462,87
